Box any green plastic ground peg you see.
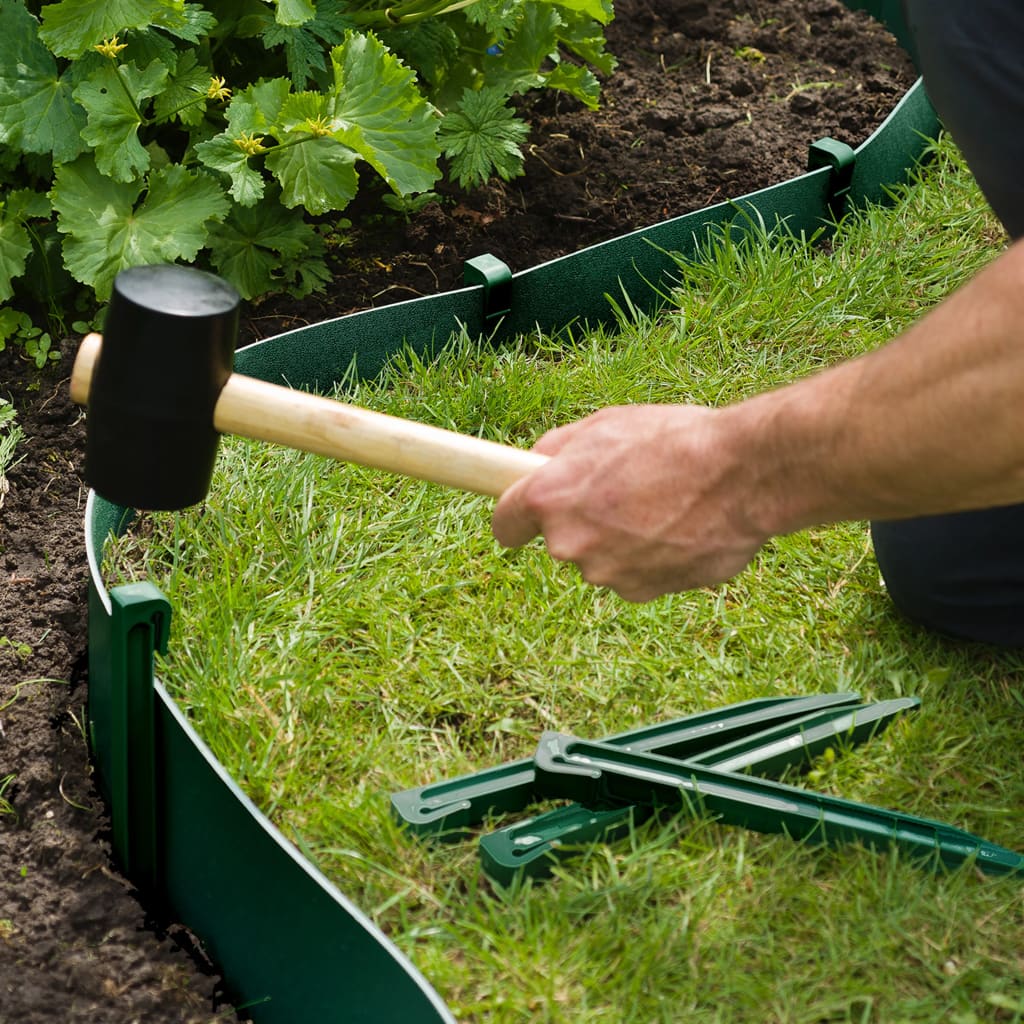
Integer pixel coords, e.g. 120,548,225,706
533,734,1024,877
464,253,513,324
479,698,920,884
100,582,171,896
392,693,864,839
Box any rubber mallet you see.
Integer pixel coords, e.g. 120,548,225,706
70,264,547,510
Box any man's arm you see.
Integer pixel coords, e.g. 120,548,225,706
491,237,1024,601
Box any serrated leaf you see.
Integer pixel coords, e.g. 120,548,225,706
160,2,218,42
464,0,520,34
39,0,185,59
380,21,460,88
195,95,271,205
207,0,269,41
247,78,293,125
439,86,528,188
557,9,618,77
51,156,228,298
193,80,290,197
481,4,556,96
261,0,352,89
480,4,609,105
0,212,32,302
544,62,600,108
278,32,440,196
153,49,212,126
194,132,266,205
206,195,323,299
552,0,612,27
0,0,87,162
4,190,53,221
75,60,169,181
274,0,315,27
265,136,359,214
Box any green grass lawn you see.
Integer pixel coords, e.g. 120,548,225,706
110,136,1023,1023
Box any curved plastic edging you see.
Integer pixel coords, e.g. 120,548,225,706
85,498,455,1024
85,5,938,1019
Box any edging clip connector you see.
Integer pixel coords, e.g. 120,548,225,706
808,136,856,218
464,253,512,325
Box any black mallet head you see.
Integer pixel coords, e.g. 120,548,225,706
75,264,240,511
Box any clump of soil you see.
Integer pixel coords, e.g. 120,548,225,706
0,2,915,1020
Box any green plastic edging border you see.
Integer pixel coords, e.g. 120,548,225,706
84,8,940,1019
85,492,457,1024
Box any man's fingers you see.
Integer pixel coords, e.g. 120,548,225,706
531,419,589,456
492,477,543,547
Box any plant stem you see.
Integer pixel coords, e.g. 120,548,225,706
109,58,147,126
347,0,480,28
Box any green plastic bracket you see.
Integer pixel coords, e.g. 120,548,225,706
808,136,857,218
463,253,513,324
93,582,171,896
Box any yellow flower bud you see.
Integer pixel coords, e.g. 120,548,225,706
94,35,128,59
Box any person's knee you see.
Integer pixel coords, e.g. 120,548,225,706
904,0,1024,238
871,506,1024,648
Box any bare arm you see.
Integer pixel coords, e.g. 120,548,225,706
491,237,1024,601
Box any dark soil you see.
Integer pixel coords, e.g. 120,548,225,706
0,2,915,1020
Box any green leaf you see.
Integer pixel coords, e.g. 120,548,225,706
206,194,325,299
51,156,229,298
116,25,179,70
439,86,528,188
261,0,351,89
557,8,618,77
195,90,278,205
265,136,359,214
152,48,211,127
480,4,555,96
194,80,290,205
552,0,613,27
160,2,218,42
274,0,315,27
464,0,521,35
379,21,460,88
4,190,53,221
0,210,32,302
75,60,170,182
278,32,440,197
479,4,609,106
247,78,292,125
543,62,600,109
39,0,186,59
0,0,87,162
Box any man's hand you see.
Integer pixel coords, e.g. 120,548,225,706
493,239,1024,603
491,404,775,601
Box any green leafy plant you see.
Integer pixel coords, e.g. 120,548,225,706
0,309,58,365
0,637,32,660
0,0,616,315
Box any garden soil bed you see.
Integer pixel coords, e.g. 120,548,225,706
0,2,916,1020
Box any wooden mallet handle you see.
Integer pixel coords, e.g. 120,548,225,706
72,332,547,499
